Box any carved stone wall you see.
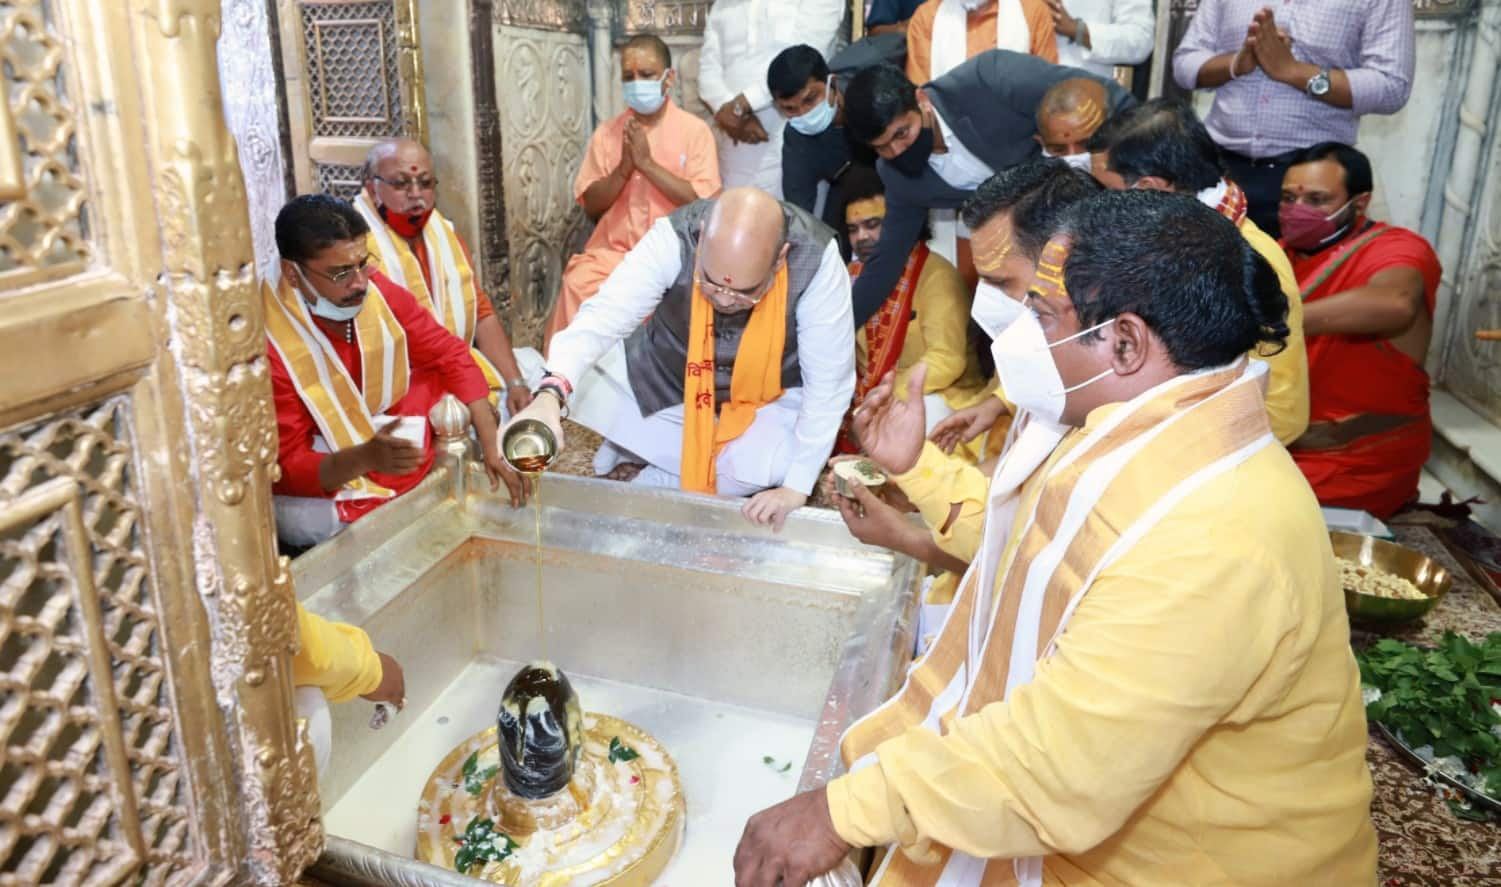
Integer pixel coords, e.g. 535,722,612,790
1440,91,1501,425
494,23,592,345
219,0,293,280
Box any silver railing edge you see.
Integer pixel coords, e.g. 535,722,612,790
798,545,924,887
313,835,491,886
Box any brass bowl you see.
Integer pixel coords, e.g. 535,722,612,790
502,418,559,474
1330,531,1451,628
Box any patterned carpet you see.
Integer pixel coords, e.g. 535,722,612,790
1361,523,1501,885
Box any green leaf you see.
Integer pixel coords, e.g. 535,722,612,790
609,737,640,763
452,816,518,874
1359,632,1501,818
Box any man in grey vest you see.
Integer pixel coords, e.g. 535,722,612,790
509,187,855,531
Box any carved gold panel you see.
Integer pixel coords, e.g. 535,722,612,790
0,400,191,884
279,0,426,198
0,0,90,285
1,0,322,883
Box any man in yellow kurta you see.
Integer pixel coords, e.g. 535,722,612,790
841,164,978,444
1088,97,1309,443
292,604,404,775
543,34,722,348
834,160,1102,652
356,138,538,418
735,190,1376,887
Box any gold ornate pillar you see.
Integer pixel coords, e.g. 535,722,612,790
0,0,320,882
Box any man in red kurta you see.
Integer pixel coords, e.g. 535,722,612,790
1280,143,1441,518
355,138,540,419
264,194,525,548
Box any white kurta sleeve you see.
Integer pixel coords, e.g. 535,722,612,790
545,219,682,386
697,9,733,112
784,239,856,494
1079,0,1155,67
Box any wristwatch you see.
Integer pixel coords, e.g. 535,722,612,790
1306,67,1331,98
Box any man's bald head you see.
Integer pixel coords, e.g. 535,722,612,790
696,188,790,312
363,138,436,215
1034,78,1109,158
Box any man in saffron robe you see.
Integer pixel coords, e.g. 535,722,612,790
543,34,722,346
734,190,1376,887
1280,142,1440,517
265,195,525,549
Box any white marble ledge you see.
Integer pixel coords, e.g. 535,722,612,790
1431,389,1501,484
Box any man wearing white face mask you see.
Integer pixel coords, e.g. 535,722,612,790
1032,77,1110,172
544,34,721,347
769,45,855,239
697,0,844,196
736,189,1377,887
264,195,521,549
831,160,1099,655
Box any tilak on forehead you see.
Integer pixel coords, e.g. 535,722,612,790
1070,97,1105,132
1031,236,1071,301
970,220,1014,275
845,196,886,220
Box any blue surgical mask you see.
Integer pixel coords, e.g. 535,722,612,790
297,266,365,322
623,76,667,115
789,78,837,136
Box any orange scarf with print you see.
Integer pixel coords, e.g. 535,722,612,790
679,268,789,494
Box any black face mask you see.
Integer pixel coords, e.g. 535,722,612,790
887,126,935,177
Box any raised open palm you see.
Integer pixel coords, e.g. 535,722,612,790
851,364,929,476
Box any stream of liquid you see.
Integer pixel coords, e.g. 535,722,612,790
520,468,546,656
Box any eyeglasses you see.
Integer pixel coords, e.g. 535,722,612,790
301,255,374,286
374,174,439,193
695,263,770,308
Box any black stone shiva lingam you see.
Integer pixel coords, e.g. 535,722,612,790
415,661,685,886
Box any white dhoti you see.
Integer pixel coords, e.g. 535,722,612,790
294,686,334,779
569,343,801,497
274,496,348,548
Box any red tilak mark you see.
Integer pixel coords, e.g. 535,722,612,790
629,775,640,785
439,814,452,825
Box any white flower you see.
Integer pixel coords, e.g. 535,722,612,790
1361,686,1383,705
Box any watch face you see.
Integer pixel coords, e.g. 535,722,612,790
1310,72,1331,96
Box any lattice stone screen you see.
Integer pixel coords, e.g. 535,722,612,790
316,161,365,200
0,398,195,885
302,0,402,139
0,0,89,280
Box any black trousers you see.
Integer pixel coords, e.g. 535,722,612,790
1221,147,1304,238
